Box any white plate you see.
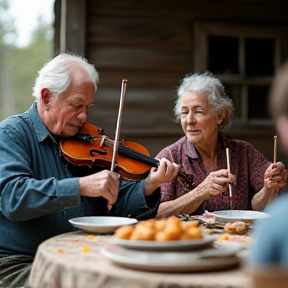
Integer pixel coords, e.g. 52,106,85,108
110,233,218,251
204,210,270,222
101,243,240,272
69,216,138,234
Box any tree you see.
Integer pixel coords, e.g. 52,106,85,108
0,0,17,119
10,16,53,114
0,2,53,121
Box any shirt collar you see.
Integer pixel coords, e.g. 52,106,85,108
184,137,199,159
184,133,227,159
30,101,57,144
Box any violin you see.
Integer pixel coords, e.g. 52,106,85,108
59,123,194,187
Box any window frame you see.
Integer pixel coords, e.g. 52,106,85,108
193,21,287,128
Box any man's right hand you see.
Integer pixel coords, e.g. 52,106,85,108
79,170,120,205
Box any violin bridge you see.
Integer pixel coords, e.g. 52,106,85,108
100,135,107,147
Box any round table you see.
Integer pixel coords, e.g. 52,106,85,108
28,230,252,288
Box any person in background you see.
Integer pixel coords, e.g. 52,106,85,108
155,72,287,219
248,61,288,287
0,53,180,287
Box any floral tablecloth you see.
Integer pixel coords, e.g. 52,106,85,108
28,230,251,288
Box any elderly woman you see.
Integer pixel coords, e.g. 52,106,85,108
156,72,287,219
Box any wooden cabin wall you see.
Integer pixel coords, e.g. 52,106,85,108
55,0,288,161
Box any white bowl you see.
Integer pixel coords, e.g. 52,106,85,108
69,216,138,234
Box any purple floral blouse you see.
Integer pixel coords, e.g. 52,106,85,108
156,133,271,215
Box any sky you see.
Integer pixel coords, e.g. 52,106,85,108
7,0,54,47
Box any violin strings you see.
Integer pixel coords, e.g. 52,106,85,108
118,145,159,167
101,136,159,166
102,135,195,186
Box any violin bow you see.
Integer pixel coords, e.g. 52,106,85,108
111,79,128,172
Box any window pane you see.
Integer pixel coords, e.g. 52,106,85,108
248,86,270,119
208,36,239,74
245,38,275,76
225,84,242,119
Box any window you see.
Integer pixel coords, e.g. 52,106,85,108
194,22,287,127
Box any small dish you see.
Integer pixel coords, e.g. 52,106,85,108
204,210,270,223
69,216,138,234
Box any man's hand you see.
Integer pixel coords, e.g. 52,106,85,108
144,158,180,196
79,170,120,205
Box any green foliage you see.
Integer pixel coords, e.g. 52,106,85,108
0,3,53,121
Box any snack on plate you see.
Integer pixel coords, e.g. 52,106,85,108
224,220,251,235
218,233,251,247
114,216,203,241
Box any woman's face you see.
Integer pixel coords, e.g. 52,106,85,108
180,91,223,146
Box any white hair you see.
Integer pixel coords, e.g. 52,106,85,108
174,72,234,129
32,53,99,100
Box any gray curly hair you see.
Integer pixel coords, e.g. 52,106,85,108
174,72,234,129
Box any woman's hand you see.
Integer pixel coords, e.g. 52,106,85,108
252,162,287,210
264,162,287,190
201,169,235,196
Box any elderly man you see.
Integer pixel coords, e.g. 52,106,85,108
0,53,179,287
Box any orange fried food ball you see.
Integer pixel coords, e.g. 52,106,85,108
162,216,183,240
164,225,182,240
154,219,166,232
139,219,155,229
166,216,182,227
184,227,203,240
114,225,134,239
114,216,203,241
130,224,155,241
155,231,175,241
184,221,199,231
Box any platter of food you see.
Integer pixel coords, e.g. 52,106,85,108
101,243,241,272
110,234,217,251
204,210,270,223
111,216,218,251
69,216,138,234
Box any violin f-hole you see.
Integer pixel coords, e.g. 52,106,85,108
90,149,107,156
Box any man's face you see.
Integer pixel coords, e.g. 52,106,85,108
43,72,95,137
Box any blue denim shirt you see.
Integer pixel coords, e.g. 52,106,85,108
0,102,159,255
249,192,288,266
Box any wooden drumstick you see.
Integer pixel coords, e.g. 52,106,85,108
226,148,233,210
273,136,278,163
273,136,279,200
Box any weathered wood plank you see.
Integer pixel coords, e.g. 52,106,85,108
87,47,192,72
95,71,185,89
64,0,86,55
86,17,192,48
88,109,180,135
94,88,176,107
87,0,288,23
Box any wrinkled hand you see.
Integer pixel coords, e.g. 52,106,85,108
202,169,235,196
79,170,120,205
264,162,287,190
144,158,180,196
